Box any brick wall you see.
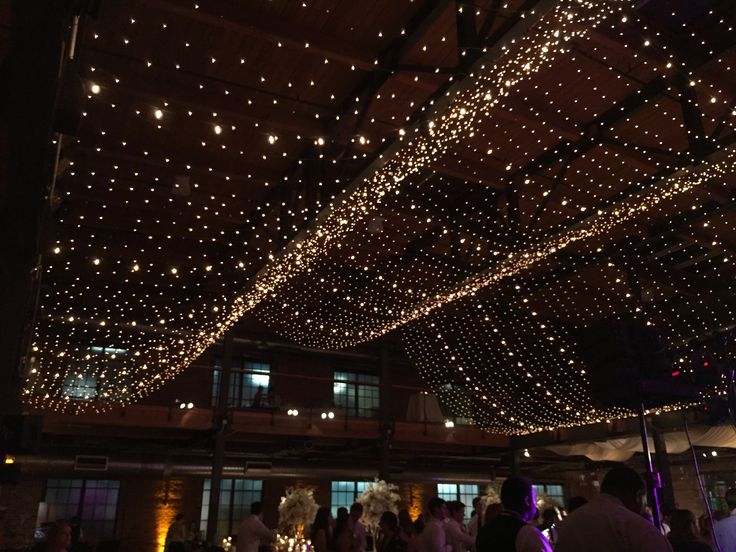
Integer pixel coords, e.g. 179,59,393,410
116,478,202,552
0,479,45,549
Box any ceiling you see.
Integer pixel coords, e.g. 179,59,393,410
5,0,736,433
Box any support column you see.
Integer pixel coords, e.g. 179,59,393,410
206,331,233,545
652,426,675,515
510,450,520,477
379,340,392,481
638,404,662,531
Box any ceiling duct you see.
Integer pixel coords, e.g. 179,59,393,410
74,455,108,471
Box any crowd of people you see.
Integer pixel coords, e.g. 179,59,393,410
36,466,730,552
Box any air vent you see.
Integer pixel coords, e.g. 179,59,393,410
245,461,272,474
74,455,108,471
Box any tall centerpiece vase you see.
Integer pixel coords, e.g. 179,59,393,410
366,526,375,552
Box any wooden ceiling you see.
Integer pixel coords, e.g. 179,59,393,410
4,0,736,429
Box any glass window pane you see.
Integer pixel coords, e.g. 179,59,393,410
200,479,262,543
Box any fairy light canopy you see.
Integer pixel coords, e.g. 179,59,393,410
17,0,736,434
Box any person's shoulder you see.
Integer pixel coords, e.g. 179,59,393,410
516,525,552,551
716,514,736,528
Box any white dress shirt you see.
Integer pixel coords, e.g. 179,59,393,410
467,514,482,539
516,525,553,552
555,494,672,552
420,517,449,552
236,514,275,552
714,509,736,552
444,518,475,552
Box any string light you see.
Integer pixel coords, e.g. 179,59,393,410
24,1,736,436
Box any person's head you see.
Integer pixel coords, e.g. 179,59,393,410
567,496,588,514
484,502,503,523
46,522,72,551
413,516,426,534
350,502,363,521
251,501,264,517
427,497,448,520
379,511,399,535
725,488,736,511
472,496,484,514
311,507,334,538
600,466,646,514
335,508,351,536
500,476,536,522
447,501,465,523
541,508,560,525
668,509,699,543
398,509,413,531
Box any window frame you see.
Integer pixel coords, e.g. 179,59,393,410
199,479,263,541
330,480,370,517
44,479,120,539
211,359,271,408
436,483,479,522
333,371,380,418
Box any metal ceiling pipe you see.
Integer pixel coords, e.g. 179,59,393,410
14,455,498,483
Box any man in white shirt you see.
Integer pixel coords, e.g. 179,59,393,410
237,502,276,552
467,497,485,539
445,501,476,552
476,476,552,552
421,497,450,552
555,466,672,552
714,488,736,551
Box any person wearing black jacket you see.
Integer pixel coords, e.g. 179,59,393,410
476,477,551,552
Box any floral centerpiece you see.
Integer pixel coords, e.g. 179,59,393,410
536,492,562,514
357,479,401,531
483,484,501,506
278,486,319,538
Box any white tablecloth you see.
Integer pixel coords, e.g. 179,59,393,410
406,392,444,422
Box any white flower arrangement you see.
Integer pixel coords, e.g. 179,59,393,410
482,484,501,506
357,479,401,529
536,492,562,513
278,486,319,533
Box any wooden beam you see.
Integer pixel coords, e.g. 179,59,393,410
144,0,377,71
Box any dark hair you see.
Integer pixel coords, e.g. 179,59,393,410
427,497,446,517
311,506,332,540
668,509,699,545
726,488,736,510
398,509,414,535
567,496,588,513
472,496,482,509
251,501,263,515
541,508,560,524
600,467,645,498
335,508,351,539
500,476,533,513
350,503,364,515
447,501,465,515
380,511,399,532
413,516,426,534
